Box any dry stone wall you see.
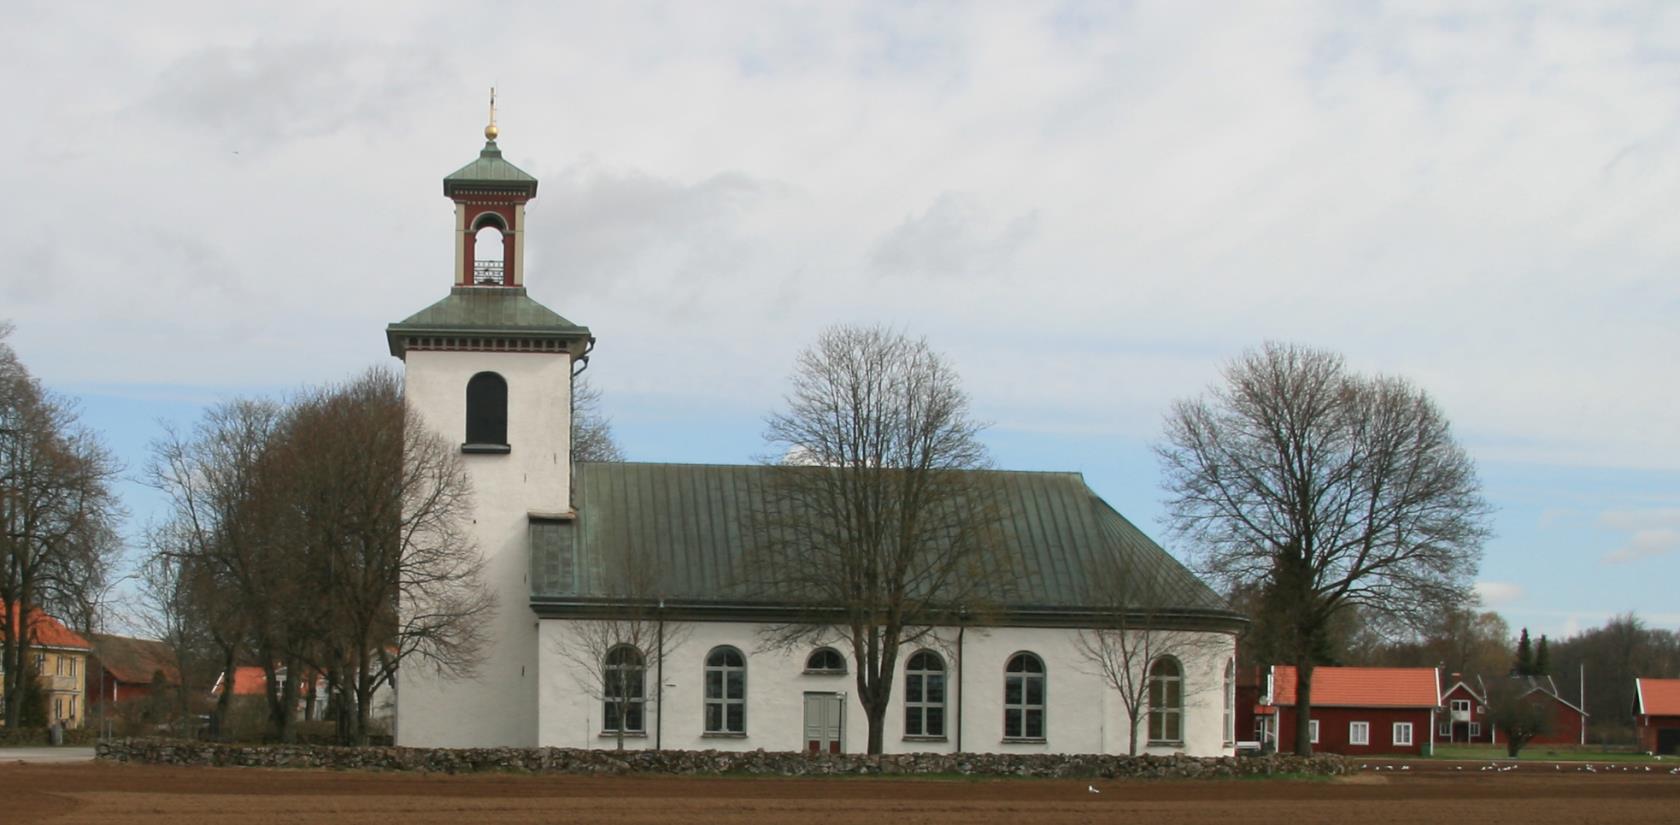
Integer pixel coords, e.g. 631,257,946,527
98,738,1347,779
0,727,99,747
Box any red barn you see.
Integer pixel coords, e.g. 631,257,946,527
87,634,182,710
1440,675,1587,746
1265,666,1439,755
1634,677,1680,755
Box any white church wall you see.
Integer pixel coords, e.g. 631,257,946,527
536,618,1235,756
397,348,572,748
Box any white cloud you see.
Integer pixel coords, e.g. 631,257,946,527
870,192,1039,280
1599,509,1680,564
1,3,1675,467
1473,581,1524,608
1604,528,1680,565
1599,508,1680,532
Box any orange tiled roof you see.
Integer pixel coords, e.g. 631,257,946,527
1271,665,1439,709
1638,678,1680,716
2,602,91,650
213,666,270,697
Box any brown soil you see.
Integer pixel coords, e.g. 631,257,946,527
2,759,1676,825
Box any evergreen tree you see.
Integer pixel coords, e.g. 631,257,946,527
1534,634,1550,675
16,657,49,728
1514,627,1534,676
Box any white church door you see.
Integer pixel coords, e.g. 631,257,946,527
803,692,844,754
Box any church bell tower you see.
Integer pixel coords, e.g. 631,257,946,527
386,99,592,748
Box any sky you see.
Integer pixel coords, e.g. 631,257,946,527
2,1,1676,642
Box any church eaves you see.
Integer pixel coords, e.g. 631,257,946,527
385,286,592,359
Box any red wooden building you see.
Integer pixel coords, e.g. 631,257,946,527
1440,675,1586,746
1634,677,1680,755
1234,665,1266,748
86,634,182,711
1265,666,1440,755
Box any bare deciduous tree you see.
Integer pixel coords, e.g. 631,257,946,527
1075,562,1228,755
133,536,205,731
1157,342,1491,755
0,323,123,728
753,325,1007,754
551,545,688,750
143,369,493,744
571,374,625,463
330,368,495,743
146,398,284,737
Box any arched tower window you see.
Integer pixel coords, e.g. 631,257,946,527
465,371,508,450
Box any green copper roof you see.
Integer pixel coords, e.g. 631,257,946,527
386,286,591,358
443,141,538,198
530,462,1240,628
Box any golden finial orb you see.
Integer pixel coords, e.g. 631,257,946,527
485,123,499,141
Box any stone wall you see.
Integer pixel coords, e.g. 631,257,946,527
0,727,99,747
98,738,1347,779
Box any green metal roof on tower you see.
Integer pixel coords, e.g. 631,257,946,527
386,286,591,358
443,88,538,198
443,140,538,198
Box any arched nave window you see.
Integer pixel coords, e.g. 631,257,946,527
805,647,846,674
1003,652,1045,740
705,646,746,734
1148,657,1184,745
1223,658,1236,746
603,645,645,733
904,651,946,738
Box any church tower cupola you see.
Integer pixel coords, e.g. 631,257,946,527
444,90,539,289
386,95,592,363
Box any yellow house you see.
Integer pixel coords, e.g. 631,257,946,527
1,604,91,729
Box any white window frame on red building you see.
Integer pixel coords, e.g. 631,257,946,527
1349,721,1370,746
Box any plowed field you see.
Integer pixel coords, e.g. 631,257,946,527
2,759,1676,825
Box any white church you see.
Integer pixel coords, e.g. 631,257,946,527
388,121,1244,757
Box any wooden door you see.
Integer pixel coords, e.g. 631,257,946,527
804,692,844,754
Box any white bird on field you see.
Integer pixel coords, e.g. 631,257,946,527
1087,785,1100,794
